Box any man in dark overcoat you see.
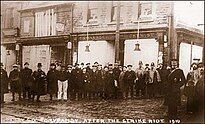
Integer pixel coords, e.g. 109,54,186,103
72,63,82,100
135,61,145,98
91,65,98,99
97,64,104,99
113,63,122,99
47,63,58,101
104,66,115,100
123,65,136,99
20,62,33,100
32,63,47,102
167,59,185,119
1,63,9,104
9,64,22,101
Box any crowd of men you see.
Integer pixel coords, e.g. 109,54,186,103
0,59,204,120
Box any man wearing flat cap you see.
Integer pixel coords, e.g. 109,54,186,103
9,64,22,101
124,65,136,98
167,59,185,119
32,63,47,102
86,63,92,75
20,62,33,100
1,63,9,104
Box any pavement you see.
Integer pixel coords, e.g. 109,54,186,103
0,93,204,123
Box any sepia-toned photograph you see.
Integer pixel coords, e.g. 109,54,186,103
1,1,204,123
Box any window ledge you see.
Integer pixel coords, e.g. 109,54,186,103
132,18,154,23
107,21,124,25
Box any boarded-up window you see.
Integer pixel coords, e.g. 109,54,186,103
5,8,14,28
35,8,56,37
23,20,30,33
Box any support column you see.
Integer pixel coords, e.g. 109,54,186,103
115,1,121,64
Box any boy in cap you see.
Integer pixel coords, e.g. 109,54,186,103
147,62,161,98
20,62,33,100
135,61,145,98
9,64,21,101
124,65,136,99
1,63,9,104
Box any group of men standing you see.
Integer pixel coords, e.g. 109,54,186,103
0,59,204,120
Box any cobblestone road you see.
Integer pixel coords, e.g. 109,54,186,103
0,93,203,123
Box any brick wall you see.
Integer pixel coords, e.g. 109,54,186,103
73,2,173,33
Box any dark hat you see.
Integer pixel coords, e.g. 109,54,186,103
67,64,72,68
74,63,79,66
191,62,198,67
139,61,143,65
145,64,149,66
13,64,18,67
198,62,203,68
127,65,132,67
37,63,42,67
104,66,108,69
61,64,66,67
50,63,56,66
86,63,90,65
108,64,113,66
92,65,97,67
24,62,29,65
81,62,84,65
94,62,98,64
171,59,178,61
1,63,3,66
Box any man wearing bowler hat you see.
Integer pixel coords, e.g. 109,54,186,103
167,59,185,119
32,63,47,102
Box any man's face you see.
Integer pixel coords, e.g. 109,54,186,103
24,64,29,68
87,64,90,68
192,65,197,70
158,64,162,68
83,68,86,73
104,68,108,72
50,65,55,69
123,67,127,72
92,67,97,71
62,67,65,71
128,66,132,70
38,66,42,70
119,66,122,71
68,68,72,72
108,66,113,70
13,67,18,70
98,65,102,70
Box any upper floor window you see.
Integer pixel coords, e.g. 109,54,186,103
35,8,56,37
87,3,98,23
4,8,14,28
88,8,98,22
140,2,153,18
111,2,123,22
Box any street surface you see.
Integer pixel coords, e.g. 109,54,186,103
0,93,201,123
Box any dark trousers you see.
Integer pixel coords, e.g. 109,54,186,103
168,104,178,119
23,86,32,99
147,83,156,98
0,93,4,103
